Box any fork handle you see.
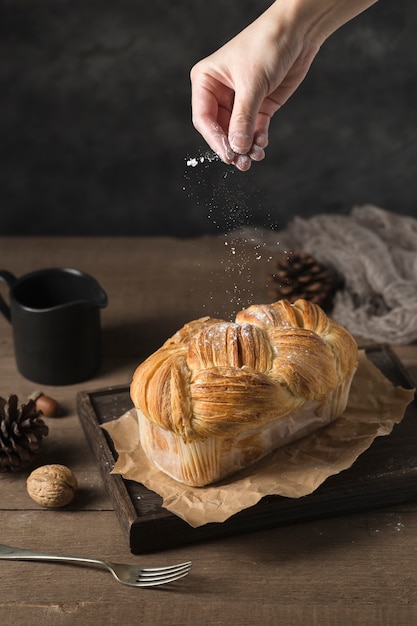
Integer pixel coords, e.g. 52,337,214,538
0,543,104,568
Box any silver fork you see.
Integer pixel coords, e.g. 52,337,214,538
0,543,192,587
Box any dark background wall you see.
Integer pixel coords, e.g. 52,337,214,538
0,0,416,236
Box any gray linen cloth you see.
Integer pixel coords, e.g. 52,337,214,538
232,205,417,345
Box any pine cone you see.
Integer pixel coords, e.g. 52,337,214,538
269,251,343,312
0,395,49,472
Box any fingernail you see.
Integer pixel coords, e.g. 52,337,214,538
255,133,269,149
234,154,251,171
230,133,252,154
249,144,265,162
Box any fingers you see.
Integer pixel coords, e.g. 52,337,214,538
191,72,269,171
232,125,269,170
192,112,265,172
251,115,270,159
228,102,259,160
190,73,235,165
193,116,236,165
248,144,265,162
191,115,268,171
226,89,270,169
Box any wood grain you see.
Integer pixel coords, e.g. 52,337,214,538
1,237,417,625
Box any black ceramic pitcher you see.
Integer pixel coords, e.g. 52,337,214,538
0,267,108,385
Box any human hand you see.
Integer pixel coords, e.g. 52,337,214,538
190,0,378,171
190,3,321,171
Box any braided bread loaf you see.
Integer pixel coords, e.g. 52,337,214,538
130,299,358,486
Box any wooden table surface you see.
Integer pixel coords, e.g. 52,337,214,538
0,236,416,626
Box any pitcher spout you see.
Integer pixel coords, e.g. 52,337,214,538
94,286,108,309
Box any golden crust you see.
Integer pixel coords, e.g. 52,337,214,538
130,299,358,442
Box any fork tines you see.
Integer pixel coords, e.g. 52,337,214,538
139,561,192,587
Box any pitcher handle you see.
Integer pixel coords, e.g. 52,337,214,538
0,271,17,322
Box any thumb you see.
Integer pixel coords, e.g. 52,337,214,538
228,91,263,154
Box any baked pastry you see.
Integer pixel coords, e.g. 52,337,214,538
130,299,358,487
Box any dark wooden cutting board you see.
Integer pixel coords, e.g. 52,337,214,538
77,345,417,554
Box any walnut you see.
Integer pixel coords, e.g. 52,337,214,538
27,464,78,508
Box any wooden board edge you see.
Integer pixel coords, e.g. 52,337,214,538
76,390,138,542
76,346,417,553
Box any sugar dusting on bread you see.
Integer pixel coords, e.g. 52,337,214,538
130,299,358,486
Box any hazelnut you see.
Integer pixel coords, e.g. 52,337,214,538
27,464,78,508
28,391,60,417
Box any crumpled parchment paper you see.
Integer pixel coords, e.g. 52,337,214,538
103,351,415,528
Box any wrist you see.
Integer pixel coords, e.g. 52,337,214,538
267,0,379,45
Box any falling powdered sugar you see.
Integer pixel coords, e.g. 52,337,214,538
183,149,279,318
186,151,220,168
